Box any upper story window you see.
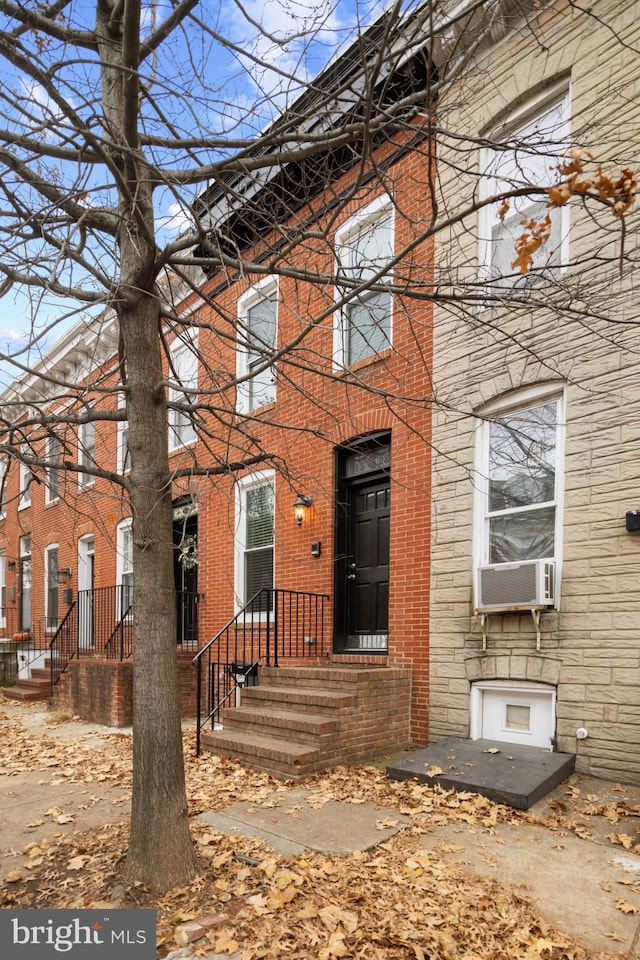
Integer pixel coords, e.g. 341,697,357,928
237,278,278,413
480,90,570,291
234,471,275,613
45,434,61,504
334,195,395,368
78,418,96,487
117,393,130,474
169,332,198,450
476,384,565,552
19,446,32,509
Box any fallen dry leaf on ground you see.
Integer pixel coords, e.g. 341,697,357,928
0,694,631,959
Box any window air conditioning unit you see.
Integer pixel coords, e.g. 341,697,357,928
477,560,555,610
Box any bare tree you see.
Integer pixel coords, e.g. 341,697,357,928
0,0,633,891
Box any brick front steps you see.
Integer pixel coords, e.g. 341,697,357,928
200,661,412,779
1,667,53,702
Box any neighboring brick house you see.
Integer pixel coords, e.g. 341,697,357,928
429,0,640,783
0,14,435,770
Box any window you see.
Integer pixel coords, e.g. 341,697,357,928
45,434,61,503
476,388,565,568
235,472,275,612
117,393,130,474
78,419,96,487
237,278,278,413
169,332,198,449
19,447,32,509
45,544,59,629
116,520,133,617
480,90,570,289
334,195,394,368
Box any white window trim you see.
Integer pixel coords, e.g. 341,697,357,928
45,434,61,504
78,419,96,488
18,452,31,510
168,330,199,451
478,85,571,289
117,392,130,474
116,518,134,619
236,276,279,414
44,543,59,631
234,469,275,615
333,193,395,370
473,383,566,607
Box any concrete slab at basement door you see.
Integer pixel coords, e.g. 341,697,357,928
386,737,575,809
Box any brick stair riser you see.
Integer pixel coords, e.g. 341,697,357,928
1,685,51,701
259,665,409,690
222,710,339,745
29,668,53,680
200,732,324,780
17,677,52,690
242,685,356,713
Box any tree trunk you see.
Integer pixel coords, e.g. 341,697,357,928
95,0,199,890
120,292,200,890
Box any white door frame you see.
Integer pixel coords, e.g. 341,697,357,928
77,534,95,648
470,679,556,749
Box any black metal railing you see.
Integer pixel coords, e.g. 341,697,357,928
177,590,201,647
49,603,79,686
193,587,329,755
42,585,201,687
11,617,51,677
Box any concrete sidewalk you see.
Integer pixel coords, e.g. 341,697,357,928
193,777,640,959
2,703,640,958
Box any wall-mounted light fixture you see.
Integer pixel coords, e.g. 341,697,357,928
56,567,72,584
7,560,16,571
293,493,313,527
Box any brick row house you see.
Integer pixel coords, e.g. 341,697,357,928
0,10,435,774
2,0,640,786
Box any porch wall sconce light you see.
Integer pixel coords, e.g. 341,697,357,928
293,493,313,527
7,560,16,571
56,567,72,584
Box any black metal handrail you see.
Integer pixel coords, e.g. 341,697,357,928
49,602,78,686
104,603,133,660
193,587,329,755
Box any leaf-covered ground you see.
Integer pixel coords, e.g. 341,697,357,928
0,696,636,960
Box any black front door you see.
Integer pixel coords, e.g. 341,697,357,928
334,435,391,653
346,479,390,647
173,504,198,646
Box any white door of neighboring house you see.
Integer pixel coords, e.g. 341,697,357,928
77,535,95,649
470,680,556,750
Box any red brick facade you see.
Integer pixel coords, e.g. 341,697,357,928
0,123,434,745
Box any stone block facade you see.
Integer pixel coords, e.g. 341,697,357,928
429,0,640,783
